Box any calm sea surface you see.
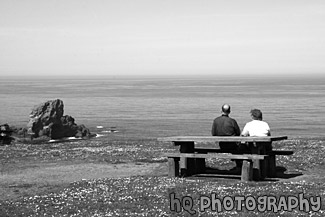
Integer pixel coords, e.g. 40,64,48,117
0,76,324,139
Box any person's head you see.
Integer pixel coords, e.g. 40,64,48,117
250,109,263,120
221,104,231,115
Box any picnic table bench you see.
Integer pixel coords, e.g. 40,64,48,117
158,136,292,181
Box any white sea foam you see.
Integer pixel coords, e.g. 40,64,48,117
101,130,119,133
67,137,76,140
49,137,82,143
96,126,104,129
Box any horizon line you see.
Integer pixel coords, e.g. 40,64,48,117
0,73,325,81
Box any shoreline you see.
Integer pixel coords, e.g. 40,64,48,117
3,121,325,142
9,133,325,144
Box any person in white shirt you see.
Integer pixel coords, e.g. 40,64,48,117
241,109,271,137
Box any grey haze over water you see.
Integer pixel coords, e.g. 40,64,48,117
0,76,324,139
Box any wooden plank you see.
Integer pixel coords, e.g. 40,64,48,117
270,150,294,155
158,136,288,143
195,142,273,150
194,148,223,153
164,153,267,160
268,136,289,141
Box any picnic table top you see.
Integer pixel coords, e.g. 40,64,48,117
158,136,288,143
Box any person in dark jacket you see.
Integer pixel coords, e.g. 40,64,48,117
211,104,242,169
212,104,240,137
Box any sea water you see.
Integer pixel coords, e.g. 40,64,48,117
0,75,324,139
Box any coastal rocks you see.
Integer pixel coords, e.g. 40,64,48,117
27,99,93,139
0,124,14,145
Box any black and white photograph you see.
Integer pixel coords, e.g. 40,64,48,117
1,0,325,216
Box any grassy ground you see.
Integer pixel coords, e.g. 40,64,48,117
1,135,325,216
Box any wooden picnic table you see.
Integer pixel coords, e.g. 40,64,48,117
158,136,289,181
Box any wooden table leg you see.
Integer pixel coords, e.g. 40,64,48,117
176,142,195,177
168,157,180,177
252,158,260,180
268,154,276,178
252,142,269,180
266,142,276,178
251,142,262,181
261,142,268,179
241,160,253,181
195,149,206,174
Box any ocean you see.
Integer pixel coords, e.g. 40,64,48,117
0,75,324,139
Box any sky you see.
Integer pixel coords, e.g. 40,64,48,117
1,0,325,78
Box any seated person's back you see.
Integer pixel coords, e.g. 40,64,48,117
212,114,240,136
241,109,270,137
212,104,240,137
212,104,242,169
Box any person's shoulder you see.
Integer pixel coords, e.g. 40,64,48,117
215,115,226,120
229,116,239,123
213,116,222,122
244,120,254,126
252,120,270,129
261,121,270,127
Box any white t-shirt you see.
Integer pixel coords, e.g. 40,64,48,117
241,120,271,137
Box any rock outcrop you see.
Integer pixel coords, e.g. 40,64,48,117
0,124,14,145
27,99,93,139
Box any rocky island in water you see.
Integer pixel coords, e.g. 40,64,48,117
1,99,95,145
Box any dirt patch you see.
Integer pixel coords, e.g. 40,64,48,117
0,161,168,201
2,160,325,202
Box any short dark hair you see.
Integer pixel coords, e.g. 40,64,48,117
250,109,263,120
222,104,231,114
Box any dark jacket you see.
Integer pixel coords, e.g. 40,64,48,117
211,114,240,136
